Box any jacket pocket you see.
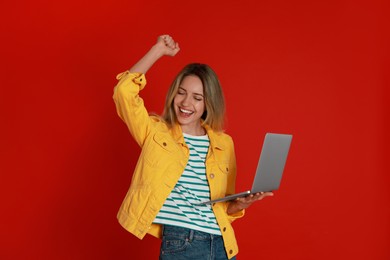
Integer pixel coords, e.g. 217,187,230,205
122,185,151,218
152,132,177,152
217,161,230,175
212,161,231,198
142,132,180,167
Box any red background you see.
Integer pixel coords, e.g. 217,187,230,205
1,0,389,259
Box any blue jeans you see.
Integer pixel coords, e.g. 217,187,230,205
159,225,236,260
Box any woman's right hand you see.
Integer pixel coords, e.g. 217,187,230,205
128,35,180,74
155,35,180,57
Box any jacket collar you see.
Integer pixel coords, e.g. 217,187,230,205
170,123,225,151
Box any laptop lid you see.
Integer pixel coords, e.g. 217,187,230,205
250,133,292,193
198,133,292,205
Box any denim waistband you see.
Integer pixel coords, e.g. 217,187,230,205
162,225,221,241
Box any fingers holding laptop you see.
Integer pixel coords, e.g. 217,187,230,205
256,191,274,200
236,192,273,209
226,192,274,214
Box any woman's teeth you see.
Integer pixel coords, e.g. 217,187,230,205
180,108,193,114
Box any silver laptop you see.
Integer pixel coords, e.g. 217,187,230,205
199,133,292,205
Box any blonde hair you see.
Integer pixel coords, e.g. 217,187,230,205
162,63,225,132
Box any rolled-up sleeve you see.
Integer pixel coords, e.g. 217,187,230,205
113,71,150,147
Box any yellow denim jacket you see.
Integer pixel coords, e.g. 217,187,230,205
113,71,244,259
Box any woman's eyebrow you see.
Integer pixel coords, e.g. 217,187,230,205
178,87,204,97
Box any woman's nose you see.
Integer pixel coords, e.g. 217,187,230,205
181,95,191,106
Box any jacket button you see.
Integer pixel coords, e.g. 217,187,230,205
223,227,226,232
163,142,167,146
226,167,229,172
229,249,233,254
210,173,215,179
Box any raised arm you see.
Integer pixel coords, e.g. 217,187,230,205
113,35,180,147
129,35,180,74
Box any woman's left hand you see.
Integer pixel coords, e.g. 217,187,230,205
227,192,274,215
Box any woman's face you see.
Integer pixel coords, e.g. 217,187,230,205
173,75,206,134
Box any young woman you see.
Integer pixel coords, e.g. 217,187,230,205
113,35,273,259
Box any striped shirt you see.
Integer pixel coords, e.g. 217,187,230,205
153,133,221,235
